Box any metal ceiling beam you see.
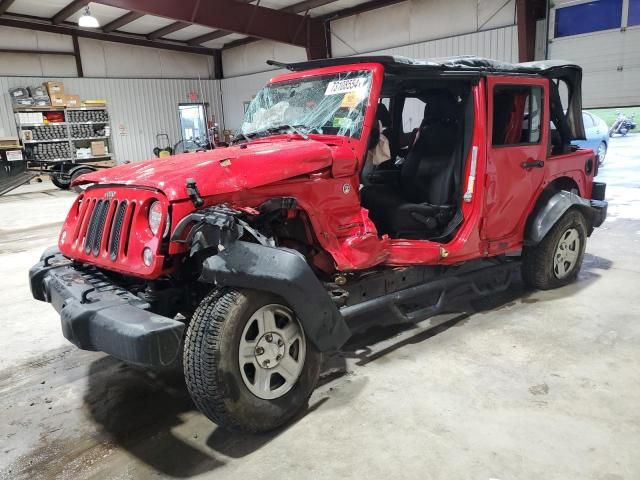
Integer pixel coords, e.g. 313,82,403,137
52,0,90,24
320,0,407,21
102,11,145,32
91,0,323,49
516,0,536,62
186,0,254,45
0,16,218,55
282,0,339,13
0,0,16,16
147,20,190,40
222,0,403,52
187,0,339,46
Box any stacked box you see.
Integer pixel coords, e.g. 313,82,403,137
45,81,64,95
8,87,29,99
33,96,51,106
29,85,48,97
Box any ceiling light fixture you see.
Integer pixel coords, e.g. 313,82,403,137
78,5,99,28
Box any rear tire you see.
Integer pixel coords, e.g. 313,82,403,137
183,288,321,432
522,209,587,290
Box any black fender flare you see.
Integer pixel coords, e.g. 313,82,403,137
199,241,351,352
525,190,596,245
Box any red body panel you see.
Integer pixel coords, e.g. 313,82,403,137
64,63,596,279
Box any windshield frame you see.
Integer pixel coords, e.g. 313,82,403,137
253,63,384,159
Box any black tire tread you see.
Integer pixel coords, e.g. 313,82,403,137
183,288,242,430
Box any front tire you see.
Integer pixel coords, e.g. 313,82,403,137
183,288,321,432
522,209,587,290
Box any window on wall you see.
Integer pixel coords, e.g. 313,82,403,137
629,0,640,26
555,0,623,37
492,86,543,146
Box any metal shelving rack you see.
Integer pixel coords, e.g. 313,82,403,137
14,105,115,165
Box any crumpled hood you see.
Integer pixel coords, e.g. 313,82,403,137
75,139,334,201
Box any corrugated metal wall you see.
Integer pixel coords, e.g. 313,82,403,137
220,69,285,131
366,25,518,63
1,77,223,163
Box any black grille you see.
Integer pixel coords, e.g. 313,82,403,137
92,201,110,256
84,200,104,254
109,201,127,261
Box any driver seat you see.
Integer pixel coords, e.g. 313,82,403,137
361,91,459,239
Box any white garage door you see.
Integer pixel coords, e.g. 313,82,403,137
548,0,640,107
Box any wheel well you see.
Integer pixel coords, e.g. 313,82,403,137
545,176,580,196
524,176,581,240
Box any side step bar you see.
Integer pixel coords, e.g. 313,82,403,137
340,261,520,329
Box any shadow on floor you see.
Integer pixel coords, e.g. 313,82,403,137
82,259,608,476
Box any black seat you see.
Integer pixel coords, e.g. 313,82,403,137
361,91,459,239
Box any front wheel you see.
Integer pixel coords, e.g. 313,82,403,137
183,288,321,432
522,209,587,290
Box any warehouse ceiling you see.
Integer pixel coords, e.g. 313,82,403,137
0,0,389,56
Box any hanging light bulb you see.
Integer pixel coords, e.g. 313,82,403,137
78,5,99,28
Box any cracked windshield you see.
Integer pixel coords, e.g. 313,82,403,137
241,70,373,139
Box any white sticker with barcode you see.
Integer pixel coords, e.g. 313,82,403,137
325,78,367,95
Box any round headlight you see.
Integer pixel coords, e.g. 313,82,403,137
142,247,153,266
148,201,162,235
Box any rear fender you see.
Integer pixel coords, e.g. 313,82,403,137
199,241,351,352
525,190,595,245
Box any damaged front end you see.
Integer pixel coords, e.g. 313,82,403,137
171,203,351,352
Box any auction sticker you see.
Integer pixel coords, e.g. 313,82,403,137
325,77,367,95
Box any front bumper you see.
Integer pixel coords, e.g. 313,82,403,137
29,247,184,368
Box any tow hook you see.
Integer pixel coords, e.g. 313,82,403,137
186,178,204,208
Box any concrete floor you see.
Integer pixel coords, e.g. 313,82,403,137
1,136,639,480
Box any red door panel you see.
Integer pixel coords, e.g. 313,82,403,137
482,76,549,246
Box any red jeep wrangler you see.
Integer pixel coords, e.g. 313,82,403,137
30,56,607,432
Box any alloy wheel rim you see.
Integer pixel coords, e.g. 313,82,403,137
238,304,306,400
553,228,580,279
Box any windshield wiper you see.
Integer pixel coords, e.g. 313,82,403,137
266,124,309,140
230,131,257,144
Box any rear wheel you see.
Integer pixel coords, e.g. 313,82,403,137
183,288,321,432
522,209,587,290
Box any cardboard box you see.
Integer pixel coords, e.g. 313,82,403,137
65,95,81,108
0,137,20,148
45,81,64,96
91,141,106,157
50,93,66,107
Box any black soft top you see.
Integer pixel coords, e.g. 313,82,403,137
273,55,582,77
269,54,586,143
